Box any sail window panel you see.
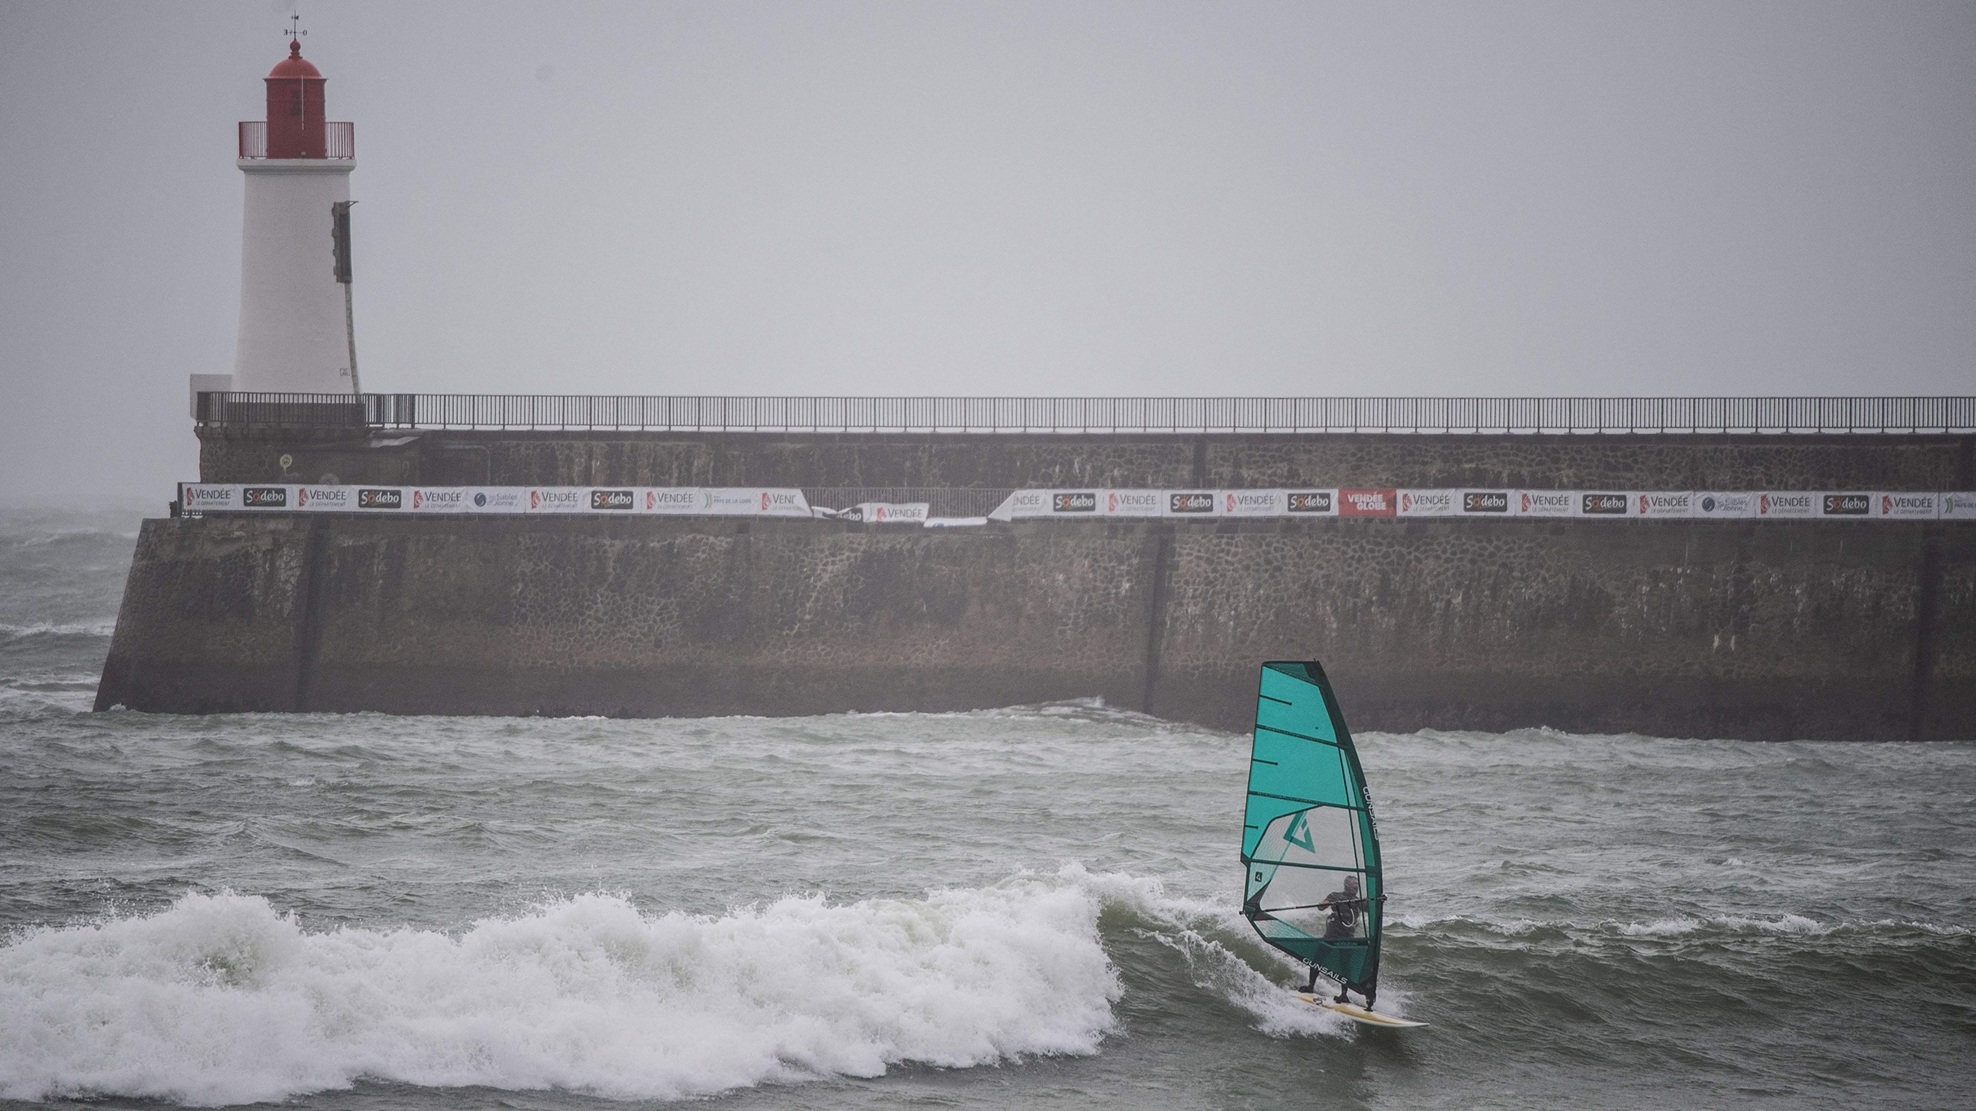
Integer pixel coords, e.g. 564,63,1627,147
1250,808,1368,930
1252,861,1378,985
1243,795,1302,858
1252,873,1369,945
1252,805,1364,874
1252,857,1334,915
1249,915,1331,966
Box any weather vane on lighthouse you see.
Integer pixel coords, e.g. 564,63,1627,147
284,13,306,47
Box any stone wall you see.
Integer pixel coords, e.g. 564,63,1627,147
97,515,1975,740
198,427,1976,493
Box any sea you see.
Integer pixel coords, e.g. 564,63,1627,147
1,506,1972,1110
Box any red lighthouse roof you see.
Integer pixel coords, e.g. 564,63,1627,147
257,37,335,159
237,24,352,160
267,39,324,81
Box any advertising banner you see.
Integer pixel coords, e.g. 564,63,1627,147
1636,491,1692,518
1284,490,1339,516
1515,490,1575,517
1103,490,1164,517
1338,489,1398,518
409,488,468,513
1221,490,1285,517
179,483,239,511
353,487,406,511
1755,492,1817,519
701,489,812,517
1051,491,1100,514
695,489,755,516
1575,492,1635,517
466,487,527,513
1875,492,1939,520
241,485,290,509
767,489,814,516
851,502,931,524
1397,490,1459,517
587,488,638,513
988,490,1048,520
1819,493,1872,519
294,486,353,512
1691,492,1755,518
525,487,585,514
1165,491,1218,517
642,487,704,515
174,484,1976,524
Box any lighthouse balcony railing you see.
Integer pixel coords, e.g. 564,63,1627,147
192,392,1976,435
237,120,355,160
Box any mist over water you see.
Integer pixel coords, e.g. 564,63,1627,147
2,509,1973,1109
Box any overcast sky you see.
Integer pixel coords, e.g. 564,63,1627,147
2,1,1973,498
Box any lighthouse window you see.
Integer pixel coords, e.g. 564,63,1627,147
290,88,304,116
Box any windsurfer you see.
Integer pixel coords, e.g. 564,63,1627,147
1312,875,1380,1006
1318,874,1366,939
1243,663,1417,1025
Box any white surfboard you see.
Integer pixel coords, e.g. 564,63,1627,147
1294,993,1428,1028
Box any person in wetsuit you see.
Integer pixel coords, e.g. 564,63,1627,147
1309,875,1373,1004
1317,874,1365,939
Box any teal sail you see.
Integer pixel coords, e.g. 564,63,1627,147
1241,661,1383,1003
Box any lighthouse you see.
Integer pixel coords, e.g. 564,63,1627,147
227,35,358,396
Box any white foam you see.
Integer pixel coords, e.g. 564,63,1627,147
0,621,117,638
1393,910,1968,941
1059,865,1395,1036
0,876,1120,1105
1615,913,1976,939
1400,911,1967,940
1619,913,1827,937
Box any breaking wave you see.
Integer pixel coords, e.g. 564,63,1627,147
0,874,1122,1105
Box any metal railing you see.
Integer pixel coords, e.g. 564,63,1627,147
236,120,354,160
324,121,354,159
193,393,1976,435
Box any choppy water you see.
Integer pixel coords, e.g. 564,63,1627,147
2,508,1972,1109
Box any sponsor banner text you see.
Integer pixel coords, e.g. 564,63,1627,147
1397,490,1458,517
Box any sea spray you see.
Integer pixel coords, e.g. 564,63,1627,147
0,876,1120,1105
1064,864,1379,1037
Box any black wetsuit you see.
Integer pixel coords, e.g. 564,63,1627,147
1320,890,1362,938
1314,888,1379,1007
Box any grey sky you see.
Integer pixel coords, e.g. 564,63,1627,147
2,1,1973,498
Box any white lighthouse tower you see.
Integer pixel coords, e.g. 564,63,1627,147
227,35,358,396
